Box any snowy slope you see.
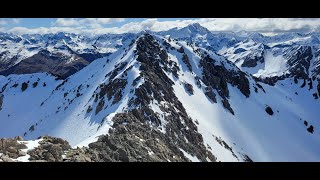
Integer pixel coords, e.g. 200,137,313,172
0,73,61,137
153,35,320,161
0,37,139,146
1,28,320,162
0,32,135,77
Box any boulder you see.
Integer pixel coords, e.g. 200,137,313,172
265,106,274,115
28,136,71,162
0,138,27,159
14,136,24,141
21,82,28,92
307,125,314,134
0,154,14,162
183,82,194,95
18,150,27,156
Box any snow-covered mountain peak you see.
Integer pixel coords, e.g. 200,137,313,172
1,29,320,162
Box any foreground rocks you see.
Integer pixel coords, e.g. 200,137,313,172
0,131,214,162
0,136,27,160
28,136,71,162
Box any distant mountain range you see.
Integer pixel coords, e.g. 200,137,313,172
0,24,319,162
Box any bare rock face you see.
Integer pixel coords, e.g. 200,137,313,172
119,34,216,162
199,55,250,114
182,53,192,71
64,147,93,162
241,54,264,68
0,50,90,80
28,136,71,162
0,137,27,160
286,46,313,79
14,136,24,141
0,154,14,162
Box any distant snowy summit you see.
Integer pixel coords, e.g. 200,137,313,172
1,24,320,80
0,24,320,162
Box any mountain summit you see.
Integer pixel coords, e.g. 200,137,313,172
0,26,320,162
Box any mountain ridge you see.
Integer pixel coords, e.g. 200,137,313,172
0,25,320,162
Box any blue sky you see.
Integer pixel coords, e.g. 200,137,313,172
1,18,320,35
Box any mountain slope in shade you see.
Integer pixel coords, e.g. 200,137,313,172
0,32,136,79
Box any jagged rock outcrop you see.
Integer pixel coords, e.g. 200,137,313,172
67,111,215,162
241,51,264,68
0,137,27,160
199,55,250,114
0,50,90,79
285,46,313,79
182,53,192,71
125,34,216,161
28,136,71,162
3,29,320,162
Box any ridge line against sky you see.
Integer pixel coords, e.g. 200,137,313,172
1,18,320,35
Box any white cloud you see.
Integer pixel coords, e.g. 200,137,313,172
0,18,21,27
54,18,80,26
0,19,7,26
7,18,320,35
197,18,320,32
8,26,84,35
54,18,125,28
12,18,21,24
95,18,125,24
